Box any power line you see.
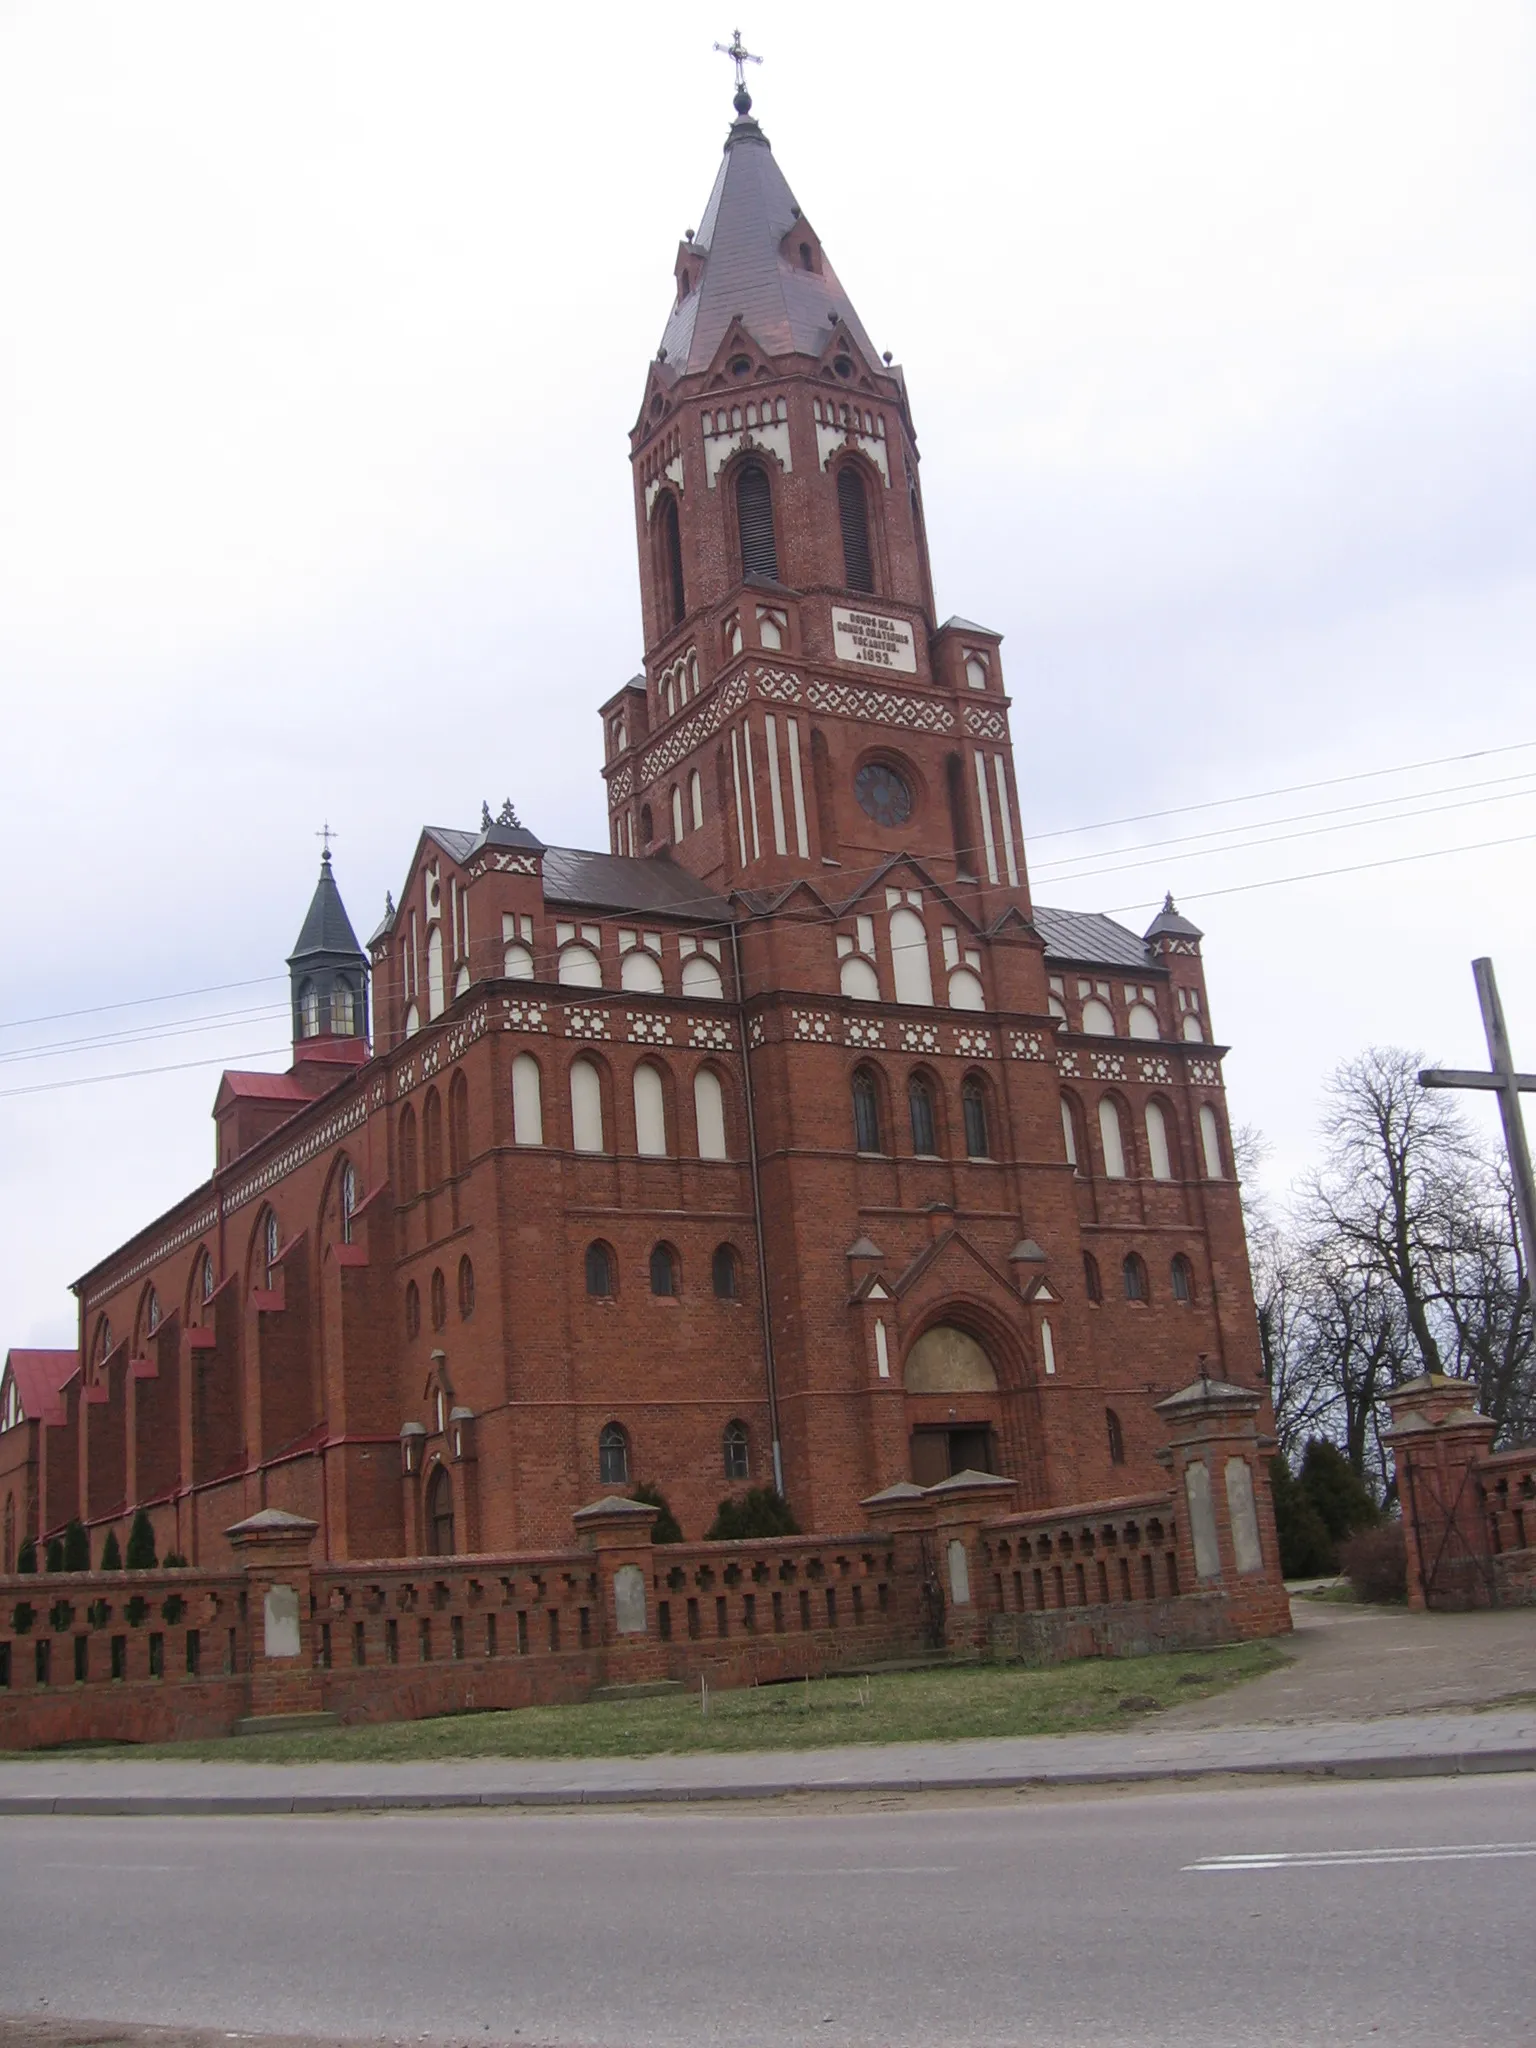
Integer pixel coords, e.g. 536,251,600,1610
1034,783,1536,888
1027,736,1536,843
0,1004,292,1069
1029,768,1536,876
0,975,287,1036
0,1047,293,1102
1104,829,1536,916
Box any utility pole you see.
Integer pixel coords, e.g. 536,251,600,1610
1419,957,1536,1284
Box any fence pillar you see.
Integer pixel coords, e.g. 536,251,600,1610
1384,1375,1498,1610
926,1470,1018,1652
572,1494,659,1682
225,1507,327,1724
1155,1375,1291,1637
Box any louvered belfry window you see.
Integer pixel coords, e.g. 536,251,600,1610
736,462,779,581
838,465,874,592
659,494,686,626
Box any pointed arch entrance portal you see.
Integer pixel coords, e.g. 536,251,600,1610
902,1323,1001,1486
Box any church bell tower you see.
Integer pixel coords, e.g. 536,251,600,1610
601,63,1027,912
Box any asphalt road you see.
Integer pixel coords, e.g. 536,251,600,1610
2,1776,1532,2048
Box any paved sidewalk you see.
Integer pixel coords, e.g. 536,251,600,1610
0,1703,1532,1814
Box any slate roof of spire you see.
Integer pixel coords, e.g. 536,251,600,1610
657,113,881,376
289,853,366,963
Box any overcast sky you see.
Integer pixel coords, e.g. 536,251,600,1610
2,1,1534,1349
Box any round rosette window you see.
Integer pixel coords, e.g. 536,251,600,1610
854,760,913,828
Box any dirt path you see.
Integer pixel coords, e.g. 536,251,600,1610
1162,1595,1536,1728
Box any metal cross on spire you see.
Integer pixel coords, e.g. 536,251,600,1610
1419,957,1536,1282
316,821,338,861
714,28,762,113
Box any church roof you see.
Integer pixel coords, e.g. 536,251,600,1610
542,846,731,922
4,1348,76,1423
215,1071,311,1106
656,112,881,376
1143,892,1204,942
289,853,365,964
1033,905,1152,972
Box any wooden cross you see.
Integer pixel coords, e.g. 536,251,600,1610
1420,957,1536,1279
714,28,763,94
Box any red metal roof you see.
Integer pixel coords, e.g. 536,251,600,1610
4,1348,77,1424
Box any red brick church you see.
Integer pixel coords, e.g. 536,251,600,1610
0,80,1264,1569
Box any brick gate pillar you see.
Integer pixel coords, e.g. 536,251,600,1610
226,1506,328,1725
1384,1375,1498,1610
926,1470,1019,1652
1155,1375,1291,1638
572,1493,660,1685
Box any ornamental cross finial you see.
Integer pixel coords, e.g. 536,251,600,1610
714,28,762,112
316,820,337,860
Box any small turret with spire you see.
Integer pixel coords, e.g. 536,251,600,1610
287,839,370,1069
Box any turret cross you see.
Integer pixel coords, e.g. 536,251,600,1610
1420,957,1536,1278
316,821,338,858
714,28,763,94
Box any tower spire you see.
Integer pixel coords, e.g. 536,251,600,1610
713,27,762,116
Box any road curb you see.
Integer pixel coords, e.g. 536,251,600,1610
0,1746,1532,1816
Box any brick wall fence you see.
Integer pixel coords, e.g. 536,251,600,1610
1387,1375,1536,1611
0,1375,1290,1752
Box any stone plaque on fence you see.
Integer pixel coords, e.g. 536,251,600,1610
946,1538,971,1606
613,1563,647,1635
1225,1457,1264,1576
263,1583,301,1659
1184,1460,1222,1582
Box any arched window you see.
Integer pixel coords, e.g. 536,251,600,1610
1200,1104,1225,1179
621,947,664,993
840,954,880,1001
694,1068,727,1159
599,1423,630,1486
405,1280,421,1337
671,785,685,841
852,1067,882,1153
570,1057,605,1153
298,981,320,1038
399,1103,420,1198
200,1251,216,1304
1144,1101,1173,1182
650,1242,680,1296
736,461,779,581
690,769,704,831
512,1054,543,1145
332,981,356,1034
640,802,655,844
1128,1003,1158,1041
146,1286,160,1336
1098,1098,1127,1179
948,967,985,1011
341,1162,358,1243
585,1241,615,1298
423,1090,443,1187
426,926,445,1020
657,493,685,627
962,1075,990,1158
504,939,534,979
908,1074,938,1154
712,1243,741,1299
723,1420,750,1481
1182,1013,1205,1043
558,943,602,988
1123,1253,1149,1302
1171,1254,1195,1304
889,906,933,1006
1082,997,1115,1036
458,1255,475,1319
634,1063,668,1157
1061,1095,1080,1168
448,1071,470,1177
1106,1409,1126,1466
262,1209,280,1289
430,1266,447,1329
426,1466,455,1556
682,952,724,999
1083,1251,1103,1303
837,465,874,592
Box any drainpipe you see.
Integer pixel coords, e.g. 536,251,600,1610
729,920,785,1498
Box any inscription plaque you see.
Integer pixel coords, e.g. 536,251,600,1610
831,605,917,674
